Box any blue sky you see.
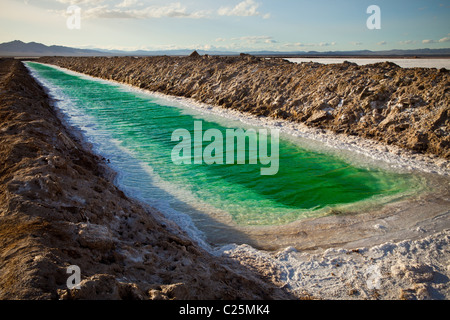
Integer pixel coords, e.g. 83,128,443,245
0,0,449,52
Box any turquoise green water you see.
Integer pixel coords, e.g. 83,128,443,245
26,62,422,226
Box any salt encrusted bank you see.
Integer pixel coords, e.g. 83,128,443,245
37,55,450,161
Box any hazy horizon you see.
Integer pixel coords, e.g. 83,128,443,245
1,0,449,53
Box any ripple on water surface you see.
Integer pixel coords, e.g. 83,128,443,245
26,62,427,234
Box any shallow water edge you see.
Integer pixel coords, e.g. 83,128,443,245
24,61,450,252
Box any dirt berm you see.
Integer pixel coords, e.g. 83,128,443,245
38,55,449,159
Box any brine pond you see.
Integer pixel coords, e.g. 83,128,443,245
26,62,446,250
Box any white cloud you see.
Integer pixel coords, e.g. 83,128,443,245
84,5,130,19
282,41,336,48
283,42,303,48
399,40,416,45
318,42,336,47
78,44,150,51
56,0,105,4
200,44,212,51
116,0,139,8
144,43,219,52
234,35,271,41
136,3,190,18
231,35,276,44
377,41,387,45
83,2,209,19
422,34,450,44
218,0,269,18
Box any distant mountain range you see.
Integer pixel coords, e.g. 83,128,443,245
0,40,108,57
1,40,450,57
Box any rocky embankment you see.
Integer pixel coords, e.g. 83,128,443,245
38,54,449,159
0,58,294,300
